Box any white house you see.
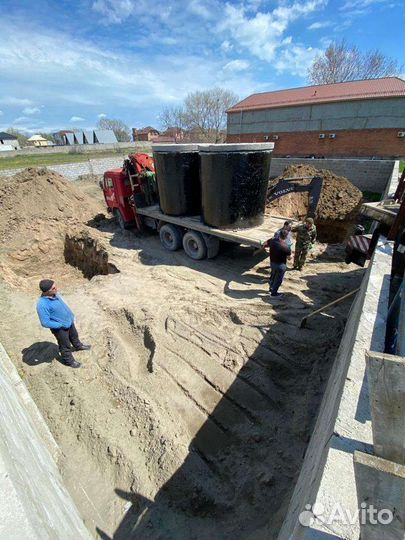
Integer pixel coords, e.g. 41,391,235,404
0,132,20,150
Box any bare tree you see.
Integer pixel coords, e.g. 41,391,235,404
96,117,131,142
308,40,401,85
159,106,186,131
159,88,238,142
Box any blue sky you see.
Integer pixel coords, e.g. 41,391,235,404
0,0,403,134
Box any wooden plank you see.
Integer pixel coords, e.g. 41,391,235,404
136,205,294,248
354,451,405,540
366,350,405,465
360,202,399,226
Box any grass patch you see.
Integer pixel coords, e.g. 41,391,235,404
0,146,149,170
362,190,382,202
400,160,405,174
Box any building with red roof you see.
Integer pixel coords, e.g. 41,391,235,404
132,127,160,142
227,77,405,158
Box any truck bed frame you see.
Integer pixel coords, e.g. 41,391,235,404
136,205,293,248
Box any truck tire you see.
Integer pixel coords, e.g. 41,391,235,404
114,208,130,230
183,231,207,260
202,233,220,258
159,224,183,251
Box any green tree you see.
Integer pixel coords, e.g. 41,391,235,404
308,40,401,84
39,132,56,143
6,127,28,147
96,117,131,142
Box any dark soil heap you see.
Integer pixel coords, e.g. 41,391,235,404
267,164,363,242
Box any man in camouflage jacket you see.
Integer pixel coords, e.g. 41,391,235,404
292,217,317,270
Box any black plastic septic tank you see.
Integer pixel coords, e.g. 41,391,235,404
200,143,274,228
152,144,200,216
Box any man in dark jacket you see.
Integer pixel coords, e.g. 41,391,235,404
36,279,91,368
267,229,291,298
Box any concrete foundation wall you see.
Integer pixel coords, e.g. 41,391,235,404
270,157,397,193
0,343,93,540
278,241,392,540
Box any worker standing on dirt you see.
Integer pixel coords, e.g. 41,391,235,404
274,220,293,248
267,229,291,298
36,279,91,369
292,217,317,271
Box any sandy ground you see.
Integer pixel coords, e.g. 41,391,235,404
0,174,364,540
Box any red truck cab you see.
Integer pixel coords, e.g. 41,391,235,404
102,168,134,229
102,153,156,230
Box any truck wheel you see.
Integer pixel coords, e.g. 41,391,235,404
202,234,220,258
183,231,207,260
159,224,183,251
114,209,129,230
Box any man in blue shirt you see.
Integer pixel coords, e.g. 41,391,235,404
36,279,90,368
273,220,293,248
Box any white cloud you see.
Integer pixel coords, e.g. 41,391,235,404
0,19,262,111
70,116,85,122
13,116,32,124
0,121,60,135
223,59,250,73
1,10,318,127
92,0,134,23
22,106,41,115
92,0,176,25
98,113,107,118
341,0,389,8
220,40,233,53
159,36,178,46
0,110,3,116
274,44,322,76
308,20,332,29
218,0,327,61
0,97,34,106
187,0,215,19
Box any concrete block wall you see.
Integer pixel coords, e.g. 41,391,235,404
270,157,397,193
0,343,93,540
0,155,397,195
0,141,151,159
0,156,125,180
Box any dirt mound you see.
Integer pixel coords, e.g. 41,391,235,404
267,164,363,242
0,167,106,288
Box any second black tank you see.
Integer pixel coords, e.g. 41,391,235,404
200,143,274,228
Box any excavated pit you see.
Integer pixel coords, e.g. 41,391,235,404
0,167,365,539
64,231,119,279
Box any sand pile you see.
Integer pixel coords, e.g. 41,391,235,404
267,164,363,242
0,167,106,288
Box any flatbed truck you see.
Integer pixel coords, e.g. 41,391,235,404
101,152,298,260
